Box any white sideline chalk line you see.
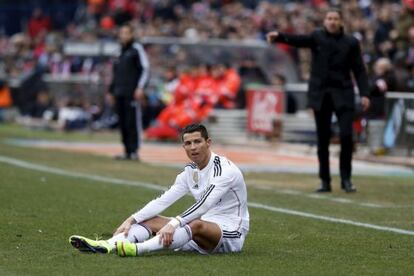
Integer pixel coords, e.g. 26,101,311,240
248,202,414,236
1,155,413,236
250,185,409,209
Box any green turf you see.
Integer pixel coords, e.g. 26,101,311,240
0,123,119,142
0,124,414,275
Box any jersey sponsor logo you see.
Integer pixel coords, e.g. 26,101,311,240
213,156,222,177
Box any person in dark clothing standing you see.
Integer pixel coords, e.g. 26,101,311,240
108,24,150,160
266,9,370,193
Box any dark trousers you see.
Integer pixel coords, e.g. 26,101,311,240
313,93,354,182
115,96,142,155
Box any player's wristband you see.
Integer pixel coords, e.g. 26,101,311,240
168,217,181,229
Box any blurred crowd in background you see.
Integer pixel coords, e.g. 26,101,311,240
1,0,414,133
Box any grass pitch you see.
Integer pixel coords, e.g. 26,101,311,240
0,124,413,275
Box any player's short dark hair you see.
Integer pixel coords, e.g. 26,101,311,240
325,7,343,19
120,23,134,33
181,124,209,141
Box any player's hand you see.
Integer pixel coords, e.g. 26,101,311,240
133,88,145,103
361,96,370,112
266,31,279,44
157,224,176,247
113,216,137,237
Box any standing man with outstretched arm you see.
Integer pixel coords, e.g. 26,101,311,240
69,124,249,256
108,24,150,161
267,8,370,193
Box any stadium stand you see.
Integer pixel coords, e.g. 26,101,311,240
1,0,414,150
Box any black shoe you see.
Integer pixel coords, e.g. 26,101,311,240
342,180,356,193
315,181,331,193
114,154,128,160
115,153,129,160
128,152,139,161
115,153,139,161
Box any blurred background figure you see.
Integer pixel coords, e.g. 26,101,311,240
368,58,397,119
214,63,241,109
107,24,150,161
27,8,52,40
0,79,13,122
367,58,397,155
405,65,414,92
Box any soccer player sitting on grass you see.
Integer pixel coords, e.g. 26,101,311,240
69,124,249,256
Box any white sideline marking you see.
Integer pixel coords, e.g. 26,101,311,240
251,185,390,208
1,155,414,236
248,202,414,236
0,156,167,191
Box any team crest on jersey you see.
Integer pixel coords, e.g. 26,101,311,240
192,170,199,189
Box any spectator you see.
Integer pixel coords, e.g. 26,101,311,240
27,8,52,40
374,7,395,59
404,64,414,92
0,79,13,121
57,99,91,131
30,89,54,119
393,1,414,55
271,73,297,114
237,57,268,108
405,26,414,67
214,63,241,109
368,58,397,119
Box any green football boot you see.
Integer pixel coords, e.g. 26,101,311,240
69,235,112,254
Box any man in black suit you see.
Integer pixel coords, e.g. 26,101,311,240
267,9,370,193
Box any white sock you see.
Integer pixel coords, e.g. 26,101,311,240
128,223,153,242
137,225,192,255
107,233,128,251
107,223,152,249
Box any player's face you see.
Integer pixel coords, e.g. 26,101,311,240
323,11,342,34
119,26,134,45
182,132,211,168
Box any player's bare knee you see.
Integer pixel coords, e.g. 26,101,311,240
188,220,205,235
142,216,169,233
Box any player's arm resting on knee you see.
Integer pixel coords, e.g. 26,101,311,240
113,216,137,237
113,174,188,237
157,219,180,247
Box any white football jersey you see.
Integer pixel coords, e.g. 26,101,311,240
132,152,249,233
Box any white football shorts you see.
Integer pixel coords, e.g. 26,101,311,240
178,214,247,254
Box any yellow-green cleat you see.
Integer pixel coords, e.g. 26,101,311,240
116,241,138,257
69,235,112,254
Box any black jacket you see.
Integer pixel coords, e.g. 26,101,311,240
274,28,369,111
109,41,150,98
